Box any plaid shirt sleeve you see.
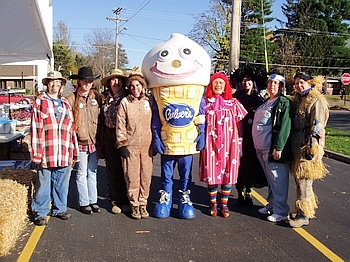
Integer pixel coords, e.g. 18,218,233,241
30,98,44,163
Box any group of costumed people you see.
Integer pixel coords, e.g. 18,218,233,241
229,66,329,227
143,32,329,227
30,33,329,229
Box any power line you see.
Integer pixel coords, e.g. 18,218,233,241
121,0,151,24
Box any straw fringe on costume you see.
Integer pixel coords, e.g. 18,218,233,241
291,76,329,181
294,192,318,219
290,143,329,180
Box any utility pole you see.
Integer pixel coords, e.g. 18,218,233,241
106,7,127,68
229,0,242,73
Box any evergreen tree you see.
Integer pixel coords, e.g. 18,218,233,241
53,44,73,77
281,0,350,76
239,0,275,68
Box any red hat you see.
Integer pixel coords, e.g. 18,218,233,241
206,72,232,100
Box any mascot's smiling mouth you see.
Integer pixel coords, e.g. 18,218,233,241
150,60,202,79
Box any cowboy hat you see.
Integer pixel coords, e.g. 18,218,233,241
100,68,127,87
42,71,67,86
127,66,146,88
69,66,101,80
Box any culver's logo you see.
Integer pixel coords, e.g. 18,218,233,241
163,103,194,127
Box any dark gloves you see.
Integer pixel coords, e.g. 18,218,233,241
118,146,130,158
194,132,205,151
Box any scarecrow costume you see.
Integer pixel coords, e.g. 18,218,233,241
290,75,329,220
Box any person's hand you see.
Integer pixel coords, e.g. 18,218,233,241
194,132,205,151
118,146,130,158
273,149,282,160
153,137,165,154
153,131,165,154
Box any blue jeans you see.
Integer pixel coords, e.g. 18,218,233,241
256,148,290,217
31,166,72,219
75,150,98,206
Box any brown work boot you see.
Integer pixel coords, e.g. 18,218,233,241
131,206,141,219
139,205,149,218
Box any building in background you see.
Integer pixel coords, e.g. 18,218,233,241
0,0,53,94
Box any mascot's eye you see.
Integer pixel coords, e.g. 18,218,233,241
158,48,172,62
183,48,191,55
179,47,192,59
161,50,168,57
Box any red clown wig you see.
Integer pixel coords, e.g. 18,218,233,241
205,72,232,100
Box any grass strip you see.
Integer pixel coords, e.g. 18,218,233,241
325,128,350,156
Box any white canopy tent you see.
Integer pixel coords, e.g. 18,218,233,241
0,0,53,66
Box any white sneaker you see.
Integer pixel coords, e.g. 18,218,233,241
258,206,272,215
267,213,287,222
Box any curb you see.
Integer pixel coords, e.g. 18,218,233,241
324,149,350,165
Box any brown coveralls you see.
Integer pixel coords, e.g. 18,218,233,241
116,95,153,207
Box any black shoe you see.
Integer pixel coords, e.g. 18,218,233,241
34,217,47,226
235,195,244,207
56,212,72,220
80,205,93,214
245,196,253,207
90,203,101,213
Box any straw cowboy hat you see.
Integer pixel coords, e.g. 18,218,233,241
100,68,127,87
69,66,101,80
127,66,146,88
42,71,67,86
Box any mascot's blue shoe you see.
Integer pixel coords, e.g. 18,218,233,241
178,190,196,219
154,190,172,218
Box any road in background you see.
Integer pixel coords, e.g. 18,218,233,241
327,110,350,132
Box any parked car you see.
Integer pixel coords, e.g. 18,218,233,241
0,93,34,104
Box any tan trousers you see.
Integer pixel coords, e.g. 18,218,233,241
122,147,153,207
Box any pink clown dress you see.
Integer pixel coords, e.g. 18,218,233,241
199,95,247,185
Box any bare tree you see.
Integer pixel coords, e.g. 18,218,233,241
188,0,231,71
83,28,129,78
83,28,115,78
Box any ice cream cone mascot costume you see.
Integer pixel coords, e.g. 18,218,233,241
142,33,211,219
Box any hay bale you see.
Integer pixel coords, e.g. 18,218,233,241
0,168,37,207
0,179,28,257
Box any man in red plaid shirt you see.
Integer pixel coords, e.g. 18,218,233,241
31,71,79,226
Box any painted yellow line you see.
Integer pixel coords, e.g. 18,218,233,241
251,190,268,206
251,189,344,262
16,217,50,262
